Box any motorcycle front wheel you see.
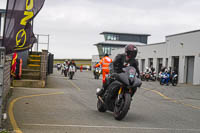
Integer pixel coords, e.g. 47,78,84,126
141,76,145,81
160,79,164,85
97,98,107,112
172,79,178,86
152,76,156,81
114,93,131,120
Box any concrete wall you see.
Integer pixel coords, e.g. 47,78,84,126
0,47,11,127
40,50,48,82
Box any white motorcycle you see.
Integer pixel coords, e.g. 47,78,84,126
68,65,76,80
94,67,101,79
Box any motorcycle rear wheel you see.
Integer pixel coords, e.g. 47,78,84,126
64,71,67,77
69,73,73,80
114,93,131,120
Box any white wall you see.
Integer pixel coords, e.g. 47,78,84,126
110,48,124,60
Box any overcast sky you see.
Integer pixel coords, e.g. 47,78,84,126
1,0,200,59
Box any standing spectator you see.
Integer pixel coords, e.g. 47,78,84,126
80,65,83,72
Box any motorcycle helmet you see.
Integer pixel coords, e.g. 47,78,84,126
104,53,109,57
125,44,138,58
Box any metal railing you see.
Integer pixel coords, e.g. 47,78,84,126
32,34,50,52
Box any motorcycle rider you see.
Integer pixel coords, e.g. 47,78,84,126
102,44,140,106
95,54,112,87
68,60,77,71
113,44,140,76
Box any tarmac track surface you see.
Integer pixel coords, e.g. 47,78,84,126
8,70,200,133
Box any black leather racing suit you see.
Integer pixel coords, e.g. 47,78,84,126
113,53,140,76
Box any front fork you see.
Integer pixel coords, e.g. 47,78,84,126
117,87,124,104
118,86,133,99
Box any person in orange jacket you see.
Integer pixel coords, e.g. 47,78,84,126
80,65,83,72
95,54,112,85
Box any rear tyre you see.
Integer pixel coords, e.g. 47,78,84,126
64,71,67,77
97,98,107,112
69,72,73,80
114,93,131,120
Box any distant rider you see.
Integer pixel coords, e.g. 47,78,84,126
68,60,77,71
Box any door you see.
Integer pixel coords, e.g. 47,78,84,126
149,58,153,68
172,56,179,74
186,56,194,84
157,58,163,73
141,59,145,72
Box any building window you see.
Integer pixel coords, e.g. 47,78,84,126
105,34,119,41
103,46,111,55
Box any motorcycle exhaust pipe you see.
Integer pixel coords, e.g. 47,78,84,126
98,96,105,104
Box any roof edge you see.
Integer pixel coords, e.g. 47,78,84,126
166,29,200,38
100,31,151,36
0,9,6,13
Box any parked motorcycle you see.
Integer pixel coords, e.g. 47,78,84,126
150,71,157,81
68,65,76,80
96,66,142,120
94,67,101,79
144,72,151,81
160,72,170,85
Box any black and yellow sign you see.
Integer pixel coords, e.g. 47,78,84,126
3,0,45,54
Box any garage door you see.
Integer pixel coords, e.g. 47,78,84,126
186,56,195,84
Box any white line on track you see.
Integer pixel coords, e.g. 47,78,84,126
23,123,200,132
